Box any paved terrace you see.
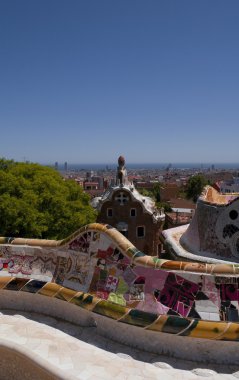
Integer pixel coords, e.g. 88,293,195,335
0,310,239,380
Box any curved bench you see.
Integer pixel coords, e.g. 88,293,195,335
1,223,239,344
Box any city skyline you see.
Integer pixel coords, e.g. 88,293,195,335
1,1,239,164
47,161,239,170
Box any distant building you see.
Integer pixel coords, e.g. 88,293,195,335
82,174,107,199
93,156,165,256
64,162,68,172
163,198,195,230
91,176,104,189
160,183,180,202
168,198,196,210
55,162,58,171
86,171,94,180
204,171,233,184
84,182,99,191
165,209,194,229
75,179,84,187
217,178,239,194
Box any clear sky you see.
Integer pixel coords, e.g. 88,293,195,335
0,0,239,165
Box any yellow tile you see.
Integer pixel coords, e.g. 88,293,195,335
146,315,168,332
55,287,77,302
188,320,229,339
0,276,12,289
38,282,62,297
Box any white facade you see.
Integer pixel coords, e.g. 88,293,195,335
219,178,239,194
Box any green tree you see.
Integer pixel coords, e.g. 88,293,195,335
138,183,162,202
137,188,152,197
186,175,207,203
156,201,172,212
152,183,161,203
0,159,97,239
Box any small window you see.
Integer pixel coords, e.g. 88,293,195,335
107,208,113,217
115,192,129,205
130,208,136,217
137,226,145,238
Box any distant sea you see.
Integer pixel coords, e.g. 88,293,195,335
52,163,239,171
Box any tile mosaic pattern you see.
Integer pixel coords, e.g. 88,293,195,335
1,275,239,341
1,223,239,340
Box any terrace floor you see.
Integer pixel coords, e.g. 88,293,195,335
0,310,238,380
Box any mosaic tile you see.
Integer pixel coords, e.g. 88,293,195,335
107,292,126,306
38,283,62,297
120,309,158,327
93,300,127,319
161,315,196,335
122,266,137,285
116,277,129,294
55,287,77,302
70,292,101,311
21,279,47,293
0,276,12,289
4,277,29,291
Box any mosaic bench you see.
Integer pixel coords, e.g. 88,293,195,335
1,223,239,341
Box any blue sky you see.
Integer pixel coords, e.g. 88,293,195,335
0,1,239,164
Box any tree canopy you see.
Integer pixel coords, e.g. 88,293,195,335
0,159,97,239
137,183,172,212
186,174,208,203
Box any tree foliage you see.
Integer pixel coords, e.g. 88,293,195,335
152,183,161,202
137,183,172,211
186,175,208,203
138,183,161,202
156,201,172,212
0,159,97,239
137,188,152,197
